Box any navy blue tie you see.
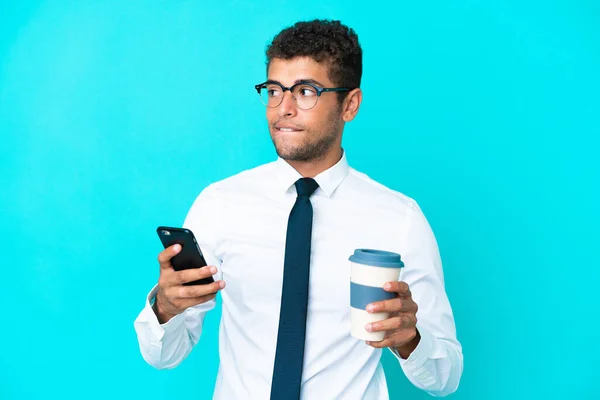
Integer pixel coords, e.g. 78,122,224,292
270,177,319,400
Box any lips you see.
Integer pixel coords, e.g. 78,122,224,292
274,123,303,133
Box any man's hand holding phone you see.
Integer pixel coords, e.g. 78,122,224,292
153,244,226,324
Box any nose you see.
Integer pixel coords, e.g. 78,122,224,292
277,90,298,118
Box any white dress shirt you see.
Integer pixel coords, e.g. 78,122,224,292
134,151,463,399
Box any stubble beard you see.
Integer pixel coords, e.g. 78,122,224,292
270,112,342,163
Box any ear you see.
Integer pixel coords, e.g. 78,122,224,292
342,88,363,122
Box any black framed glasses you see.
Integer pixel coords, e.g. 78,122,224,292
254,80,352,110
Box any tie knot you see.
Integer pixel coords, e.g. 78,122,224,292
294,178,319,197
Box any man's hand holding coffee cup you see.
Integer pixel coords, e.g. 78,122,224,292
364,281,421,359
153,244,226,324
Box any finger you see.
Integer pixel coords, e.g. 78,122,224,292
167,265,218,286
173,280,226,299
383,281,411,297
366,329,417,349
176,293,218,309
365,314,417,333
365,336,396,349
366,296,417,314
158,244,181,269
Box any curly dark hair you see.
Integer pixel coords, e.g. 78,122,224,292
266,19,362,102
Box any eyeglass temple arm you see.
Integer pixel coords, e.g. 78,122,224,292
254,83,354,95
320,87,352,92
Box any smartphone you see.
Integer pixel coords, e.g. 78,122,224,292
156,226,215,286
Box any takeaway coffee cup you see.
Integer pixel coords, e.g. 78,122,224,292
349,249,405,341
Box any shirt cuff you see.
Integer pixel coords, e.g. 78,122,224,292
388,326,447,384
138,285,187,342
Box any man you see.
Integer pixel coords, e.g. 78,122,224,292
134,19,463,399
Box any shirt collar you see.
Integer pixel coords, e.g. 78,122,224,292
275,150,350,198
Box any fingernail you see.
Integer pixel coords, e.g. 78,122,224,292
367,305,374,313
219,281,226,288
210,266,217,274
384,283,391,290
365,324,372,332
173,244,181,252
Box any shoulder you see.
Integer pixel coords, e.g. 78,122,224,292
193,160,277,202
184,160,275,226
345,167,420,213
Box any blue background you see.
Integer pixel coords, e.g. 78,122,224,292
1,1,598,399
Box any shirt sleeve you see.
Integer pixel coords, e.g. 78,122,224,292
133,184,223,369
388,200,464,396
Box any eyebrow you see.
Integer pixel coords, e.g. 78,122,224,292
266,78,326,87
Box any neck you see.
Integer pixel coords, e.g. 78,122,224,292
285,147,343,178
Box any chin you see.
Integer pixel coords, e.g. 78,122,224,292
275,144,325,163
275,144,301,161
272,142,302,161
272,135,300,157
